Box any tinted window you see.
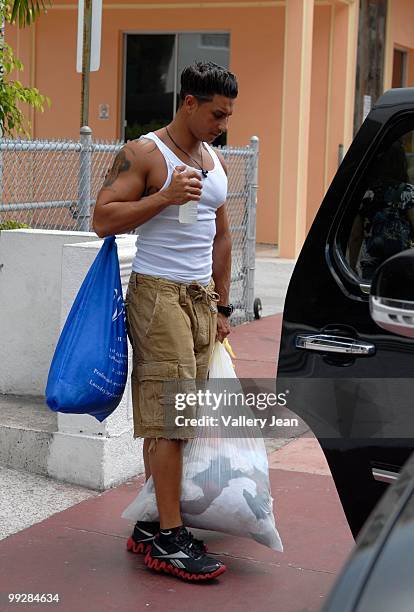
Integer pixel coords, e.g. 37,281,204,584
125,34,175,141
341,128,414,283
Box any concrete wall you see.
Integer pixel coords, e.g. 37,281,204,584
0,230,101,395
47,235,144,490
0,230,144,489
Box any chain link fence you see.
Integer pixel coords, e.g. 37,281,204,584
0,129,259,323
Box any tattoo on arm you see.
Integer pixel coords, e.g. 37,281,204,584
103,150,131,187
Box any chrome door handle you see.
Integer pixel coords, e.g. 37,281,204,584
296,334,376,356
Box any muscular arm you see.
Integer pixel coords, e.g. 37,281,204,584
93,140,202,238
212,148,231,305
93,141,168,237
212,151,232,342
92,140,170,238
212,203,232,305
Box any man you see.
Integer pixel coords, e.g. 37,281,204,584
93,62,237,582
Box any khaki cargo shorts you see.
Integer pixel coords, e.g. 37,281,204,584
125,272,219,440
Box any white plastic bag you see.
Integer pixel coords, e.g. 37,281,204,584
122,341,283,552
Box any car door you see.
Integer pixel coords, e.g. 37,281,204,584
277,88,414,538
322,449,414,612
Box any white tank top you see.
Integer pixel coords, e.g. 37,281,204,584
131,131,228,286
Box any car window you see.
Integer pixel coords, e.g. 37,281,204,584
341,128,414,283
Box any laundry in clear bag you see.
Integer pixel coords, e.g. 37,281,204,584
122,341,283,552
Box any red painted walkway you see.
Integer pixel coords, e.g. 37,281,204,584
0,316,354,612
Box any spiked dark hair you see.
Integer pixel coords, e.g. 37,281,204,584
179,61,238,103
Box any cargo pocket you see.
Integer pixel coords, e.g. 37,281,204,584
132,361,179,431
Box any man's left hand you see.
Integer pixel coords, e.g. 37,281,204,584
216,312,231,343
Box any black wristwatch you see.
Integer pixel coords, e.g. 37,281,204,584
217,304,234,317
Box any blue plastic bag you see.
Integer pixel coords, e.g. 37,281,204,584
45,236,128,422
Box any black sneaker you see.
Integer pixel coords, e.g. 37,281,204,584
127,521,208,555
127,521,160,555
144,526,226,582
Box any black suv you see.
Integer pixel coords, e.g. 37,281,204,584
277,87,414,538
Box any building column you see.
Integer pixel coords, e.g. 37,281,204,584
324,0,358,191
278,0,314,259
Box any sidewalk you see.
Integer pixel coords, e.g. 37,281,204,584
0,316,354,612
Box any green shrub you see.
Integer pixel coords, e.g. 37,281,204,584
0,220,31,230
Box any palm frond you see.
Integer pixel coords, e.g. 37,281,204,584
9,0,50,27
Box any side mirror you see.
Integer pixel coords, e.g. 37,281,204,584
370,249,414,338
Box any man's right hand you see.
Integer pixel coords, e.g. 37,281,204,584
163,166,202,205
